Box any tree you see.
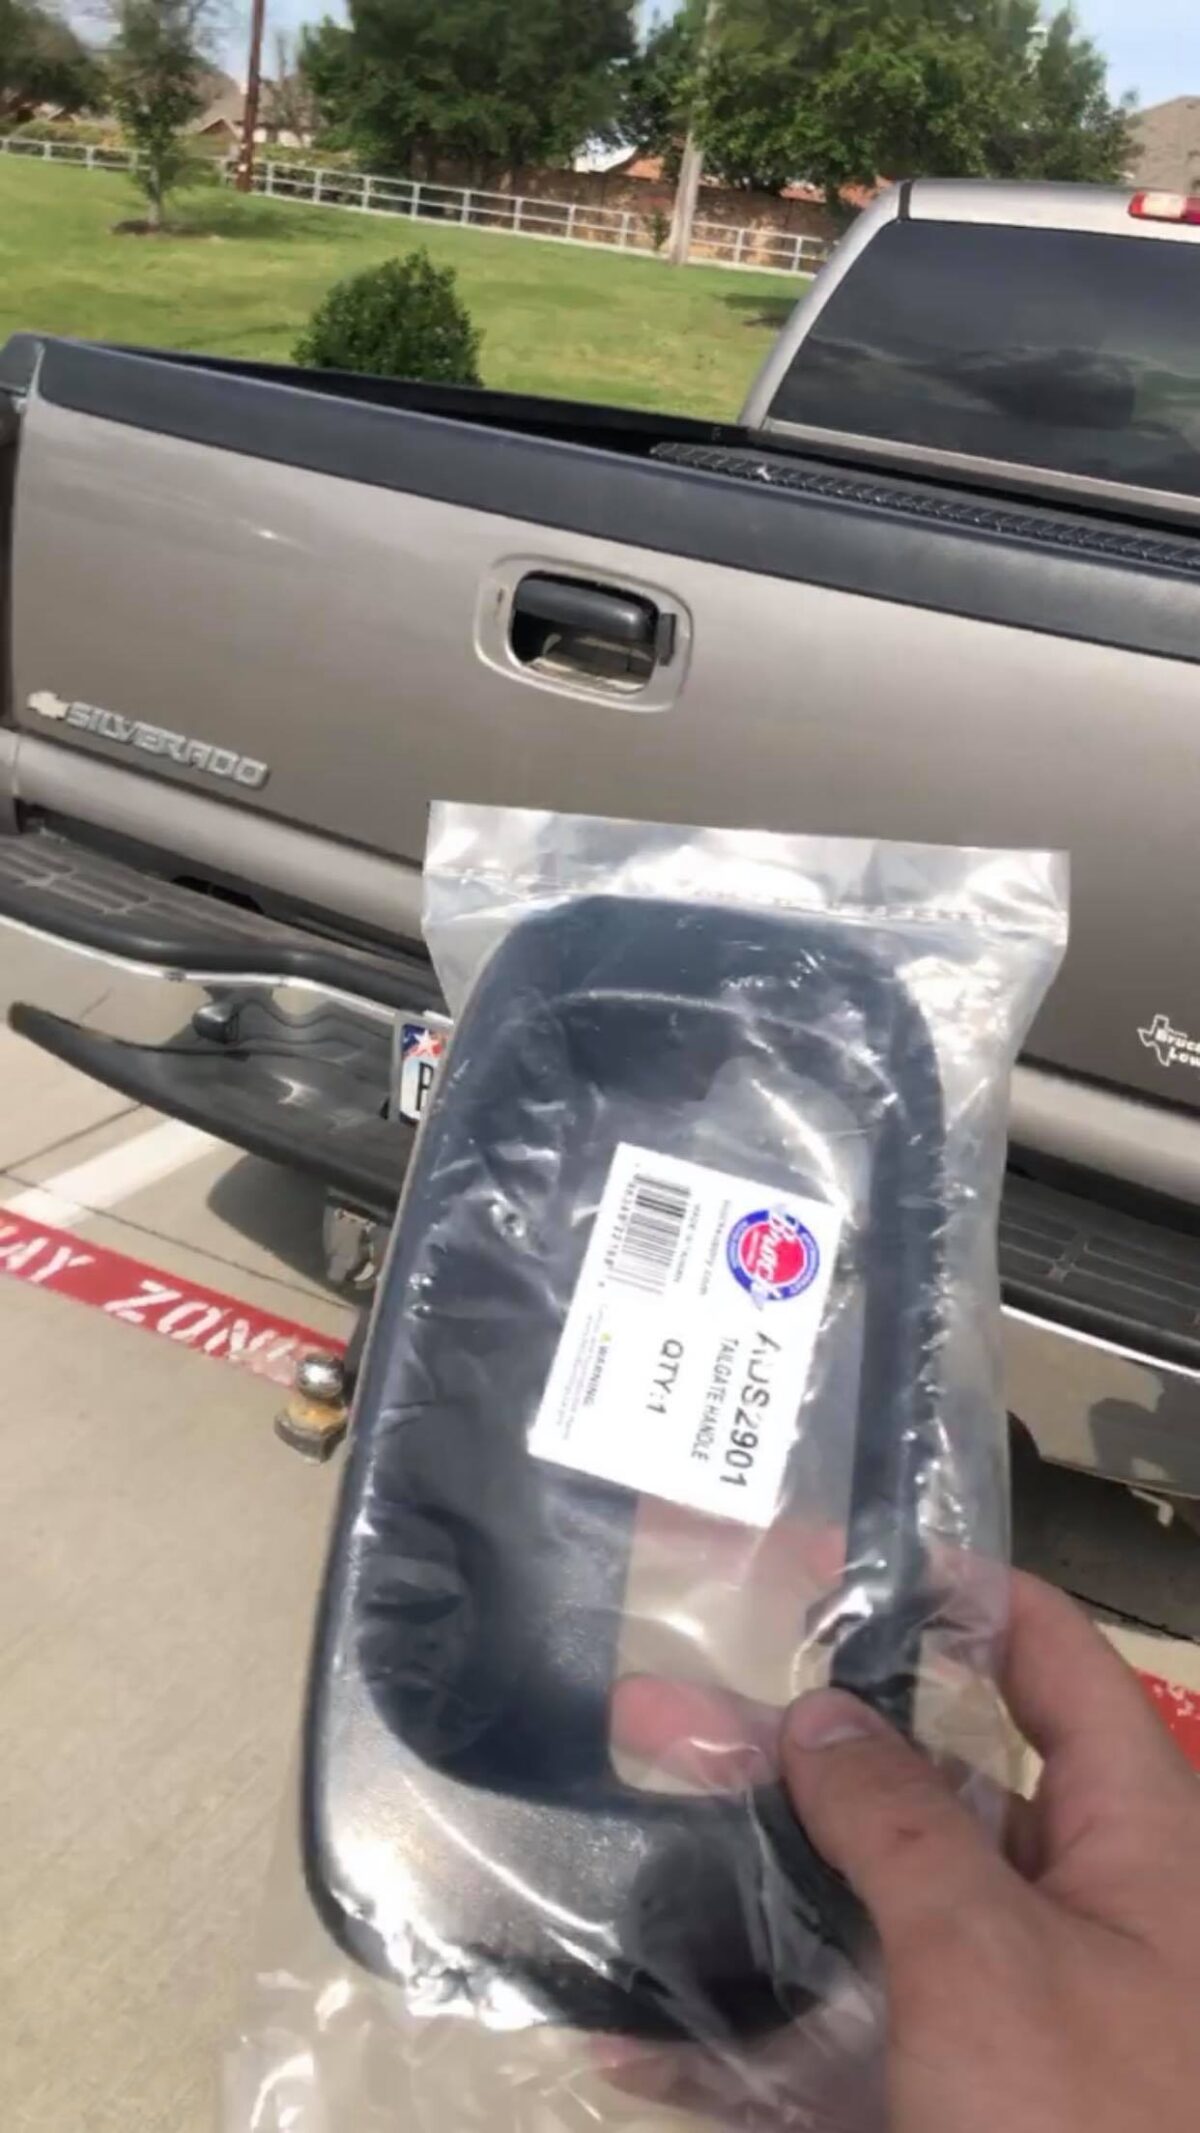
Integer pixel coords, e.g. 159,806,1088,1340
774,1,1134,201
618,4,698,176
628,0,1130,208
300,0,636,178
295,18,355,147
105,0,213,227
996,6,1133,183
723,0,1033,201
269,28,317,145
0,0,99,123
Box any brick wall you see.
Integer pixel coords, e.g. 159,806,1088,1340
430,160,840,263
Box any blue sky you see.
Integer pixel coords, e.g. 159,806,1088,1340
232,1,1195,112
1075,1,1195,107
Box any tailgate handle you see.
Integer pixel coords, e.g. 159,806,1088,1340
511,572,676,684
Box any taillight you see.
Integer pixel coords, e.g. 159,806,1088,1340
1129,190,1200,227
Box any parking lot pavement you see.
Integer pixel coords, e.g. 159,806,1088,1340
0,960,355,2133
0,932,1196,2131
0,1284,337,2133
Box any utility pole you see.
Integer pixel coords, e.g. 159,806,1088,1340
235,0,267,193
666,0,718,267
666,131,705,267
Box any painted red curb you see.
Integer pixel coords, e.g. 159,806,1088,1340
0,1207,343,1385
1140,1672,1200,1773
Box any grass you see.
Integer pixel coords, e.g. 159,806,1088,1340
0,158,805,419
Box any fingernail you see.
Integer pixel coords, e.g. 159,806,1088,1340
785,1689,878,1752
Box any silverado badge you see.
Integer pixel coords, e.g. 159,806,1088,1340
27,690,269,790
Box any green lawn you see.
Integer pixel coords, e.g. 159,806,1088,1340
0,157,805,418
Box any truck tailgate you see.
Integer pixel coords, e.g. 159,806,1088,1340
8,337,1200,1113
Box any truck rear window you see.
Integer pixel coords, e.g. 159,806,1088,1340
771,219,1200,498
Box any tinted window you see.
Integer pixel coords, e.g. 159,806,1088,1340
772,220,1200,497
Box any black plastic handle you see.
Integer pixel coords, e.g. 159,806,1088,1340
305,894,946,2040
513,571,656,647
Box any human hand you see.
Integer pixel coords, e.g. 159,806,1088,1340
609,1569,1200,2131
780,1569,1200,2132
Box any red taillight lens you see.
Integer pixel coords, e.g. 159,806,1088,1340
1130,190,1200,227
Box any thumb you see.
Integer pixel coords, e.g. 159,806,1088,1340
781,1688,1017,1955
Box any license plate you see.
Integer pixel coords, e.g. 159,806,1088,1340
395,1019,449,1124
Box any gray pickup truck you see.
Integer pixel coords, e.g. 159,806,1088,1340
2,177,1199,1491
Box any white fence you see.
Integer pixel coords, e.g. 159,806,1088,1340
244,162,829,275
0,132,829,275
0,134,138,173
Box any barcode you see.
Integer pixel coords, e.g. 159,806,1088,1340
608,1172,690,1295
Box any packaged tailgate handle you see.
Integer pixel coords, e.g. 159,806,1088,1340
305,895,946,2041
511,572,677,682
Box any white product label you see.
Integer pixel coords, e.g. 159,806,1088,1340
529,1142,842,1527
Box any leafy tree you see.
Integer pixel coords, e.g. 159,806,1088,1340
996,6,1133,182
619,4,697,176
105,0,213,227
269,28,318,145
721,0,1030,201
300,0,636,178
0,0,99,123
295,249,483,383
630,0,1130,208
295,17,358,150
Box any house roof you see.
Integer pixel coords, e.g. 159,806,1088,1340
1131,94,1200,120
1126,95,1200,193
191,69,242,135
573,141,637,174
782,179,880,209
191,74,290,138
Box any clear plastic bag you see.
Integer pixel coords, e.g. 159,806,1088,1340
226,806,1067,2132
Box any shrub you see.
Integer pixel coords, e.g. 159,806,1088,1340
251,141,360,169
8,118,123,144
293,248,482,385
647,207,671,253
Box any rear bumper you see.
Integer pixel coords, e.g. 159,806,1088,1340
1004,1310,1200,1497
0,825,440,1218
2,909,399,1050
3,826,1199,1494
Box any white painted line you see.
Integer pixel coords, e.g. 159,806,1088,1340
2,1118,219,1227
